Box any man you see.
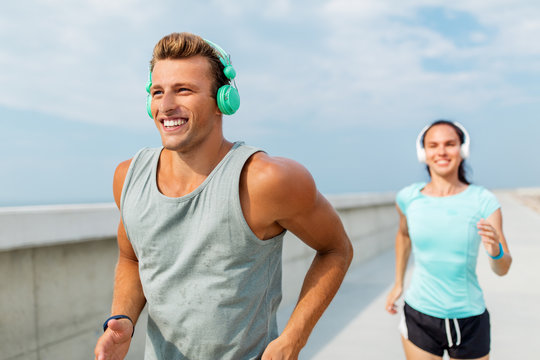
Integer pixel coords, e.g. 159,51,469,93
94,32,353,360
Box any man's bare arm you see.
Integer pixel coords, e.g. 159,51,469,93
94,160,146,360
242,154,353,359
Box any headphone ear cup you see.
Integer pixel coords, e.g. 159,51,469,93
217,85,240,115
146,75,153,118
460,145,470,159
417,148,426,163
146,94,152,118
415,124,430,163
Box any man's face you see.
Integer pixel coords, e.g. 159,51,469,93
149,56,221,152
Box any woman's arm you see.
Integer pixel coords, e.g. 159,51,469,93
385,205,412,314
477,208,512,276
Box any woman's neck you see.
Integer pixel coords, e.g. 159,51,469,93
422,176,468,197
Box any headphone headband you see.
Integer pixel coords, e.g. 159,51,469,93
204,39,231,68
204,39,237,81
416,121,470,163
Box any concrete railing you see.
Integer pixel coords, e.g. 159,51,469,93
0,193,397,360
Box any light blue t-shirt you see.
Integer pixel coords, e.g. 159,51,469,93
397,183,500,319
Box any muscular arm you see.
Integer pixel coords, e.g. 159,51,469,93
276,190,352,355
241,154,353,358
385,206,411,314
110,159,146,322
111,220,146,323
94,160,146,360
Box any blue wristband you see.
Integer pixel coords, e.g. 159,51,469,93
103,315,134,337
489,242,504,260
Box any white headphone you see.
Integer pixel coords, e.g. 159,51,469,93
416,121,470,163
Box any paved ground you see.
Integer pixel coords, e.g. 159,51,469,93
278,190,540,359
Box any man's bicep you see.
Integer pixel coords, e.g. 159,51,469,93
279,191,350,253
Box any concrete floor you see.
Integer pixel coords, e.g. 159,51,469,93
278,191,540,359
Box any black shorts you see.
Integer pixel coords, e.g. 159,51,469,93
401,302,490,359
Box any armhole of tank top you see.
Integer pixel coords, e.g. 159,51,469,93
119,147,151,238
232,147,285,246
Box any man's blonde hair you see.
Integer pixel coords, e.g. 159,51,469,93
150,32,229,97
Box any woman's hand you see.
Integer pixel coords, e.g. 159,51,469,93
477,218,501,257
385,284,403,315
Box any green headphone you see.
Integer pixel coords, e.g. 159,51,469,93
145,39,240,118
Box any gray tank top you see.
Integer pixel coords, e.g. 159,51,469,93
121,142,284,360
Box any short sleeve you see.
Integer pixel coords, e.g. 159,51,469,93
480,188,501,218
396,183,423,215
396,189,408,215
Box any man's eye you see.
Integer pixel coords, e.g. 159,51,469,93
152,90,163,97
178,88,191,93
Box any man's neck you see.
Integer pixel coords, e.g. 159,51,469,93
157,137,234,198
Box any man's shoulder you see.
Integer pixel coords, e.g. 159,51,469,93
112,147,159,205
114,159,132,183
244,152,313,188
242,152,317,211
113,148,156,182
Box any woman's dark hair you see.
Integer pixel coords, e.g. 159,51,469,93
422,119,470,185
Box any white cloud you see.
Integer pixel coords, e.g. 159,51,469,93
1,0,539,201
0,0,156,126
0,0,538,134
277,0,540,126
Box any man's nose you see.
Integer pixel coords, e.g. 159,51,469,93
160,91,177,114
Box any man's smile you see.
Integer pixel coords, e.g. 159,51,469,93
160,117,189,131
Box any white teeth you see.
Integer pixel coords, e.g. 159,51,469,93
163,119,187,127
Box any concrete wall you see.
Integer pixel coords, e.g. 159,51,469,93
0,193,397,360
281,193,397,306
0,204,121,360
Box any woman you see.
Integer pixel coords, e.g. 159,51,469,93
385,120,512,360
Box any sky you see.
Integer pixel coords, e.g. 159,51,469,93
1,0,539,206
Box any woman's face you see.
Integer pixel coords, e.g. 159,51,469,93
423,124,463,179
